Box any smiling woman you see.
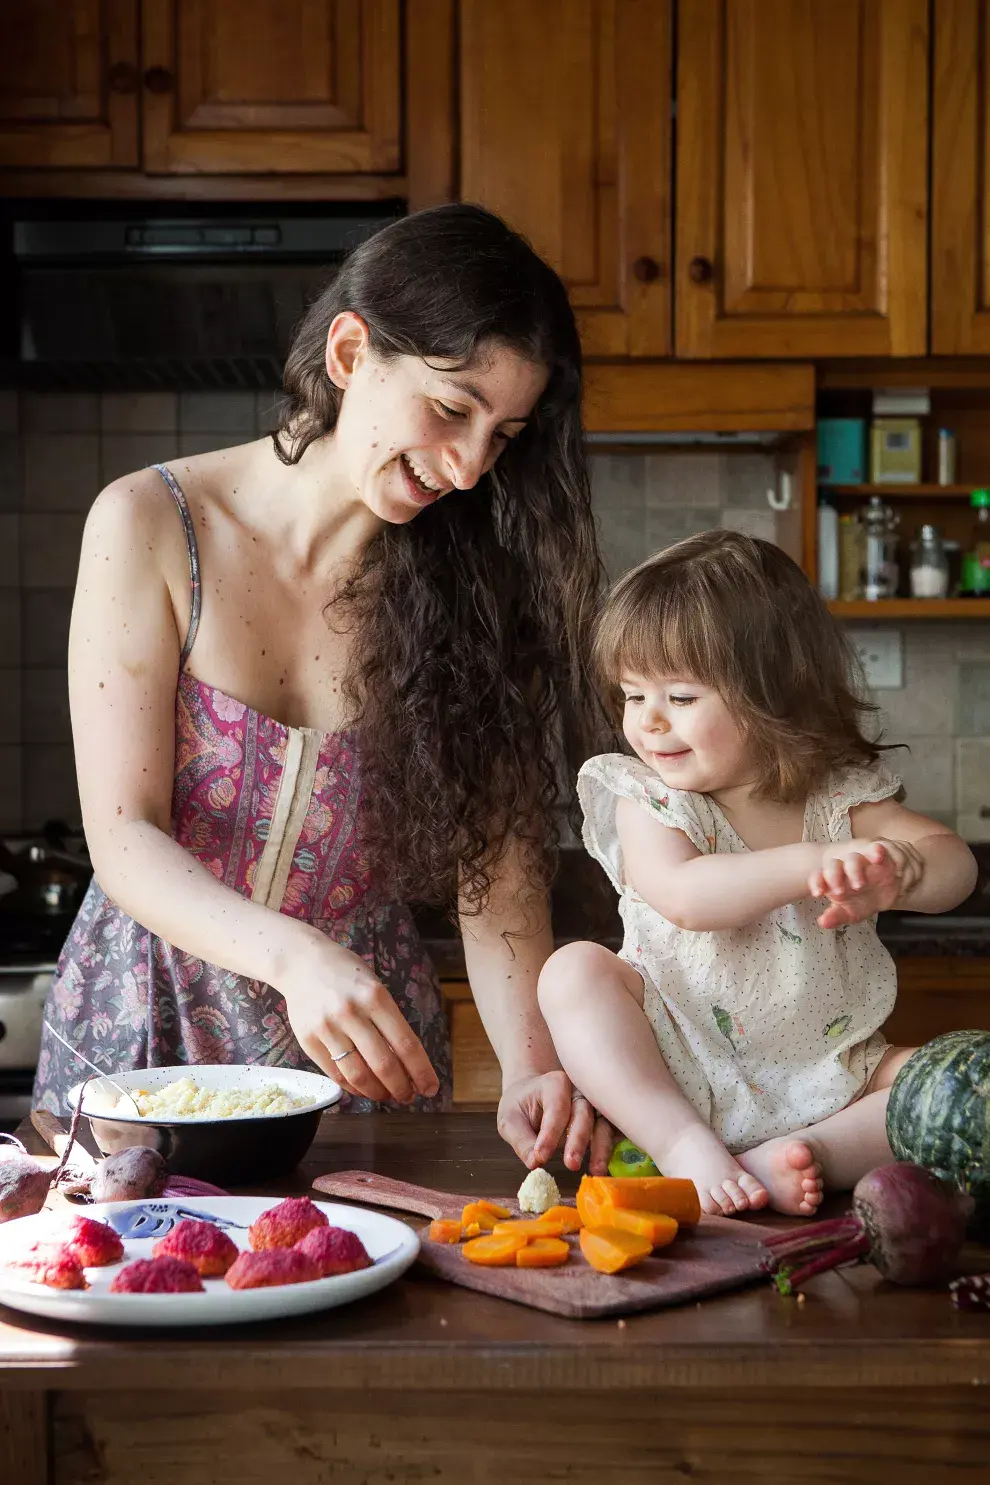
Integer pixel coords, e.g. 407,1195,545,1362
33,205,617,1179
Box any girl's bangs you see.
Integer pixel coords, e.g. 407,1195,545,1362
597,579,723,690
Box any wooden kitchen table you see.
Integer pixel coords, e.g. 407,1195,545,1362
3,1113,990,1484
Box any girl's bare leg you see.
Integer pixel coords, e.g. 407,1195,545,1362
737,1046,916,1195
539,941,782,1216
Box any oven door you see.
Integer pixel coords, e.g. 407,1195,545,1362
0,965,54,1130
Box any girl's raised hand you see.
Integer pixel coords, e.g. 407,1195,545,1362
809,839,906,929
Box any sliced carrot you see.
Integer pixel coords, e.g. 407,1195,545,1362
516,1237,570,1268
581,1174,701,1226
460,1200,511,1231
598,1207,679,1248
463,1221,482,1238
427,1219,464,1244
580,1225,653,1274
462,1233,528,1266
492,1217,566,1238
541,1204,582,1234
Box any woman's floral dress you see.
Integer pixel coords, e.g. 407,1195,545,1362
33,465,452,1115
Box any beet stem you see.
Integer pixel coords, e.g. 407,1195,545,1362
777,1234,870,1293
762,1216,860,1252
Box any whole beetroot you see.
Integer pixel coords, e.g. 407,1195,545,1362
0,1149,52,1223
764,1161,973,1293
90,1147,167,1203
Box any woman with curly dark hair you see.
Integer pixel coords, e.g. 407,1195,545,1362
34,204,615,1174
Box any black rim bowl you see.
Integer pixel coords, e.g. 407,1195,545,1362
83,1106,324,1187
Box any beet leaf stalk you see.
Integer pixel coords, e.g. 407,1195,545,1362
762,1163,973,1296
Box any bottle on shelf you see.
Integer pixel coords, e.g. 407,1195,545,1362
937,429,957,487
860,495,900,601
960,489,990,598
909,525,950,599
817,498,839,599
838,512,864,600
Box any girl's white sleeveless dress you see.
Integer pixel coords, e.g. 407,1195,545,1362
578,754,901,1152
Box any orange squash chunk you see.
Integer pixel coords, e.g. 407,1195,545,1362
582,1174,701,1226
600,1208,678,1248
428,1219,463,1244
460,1200,511,1231
580,1225,653,1274
516,1237,570,1268
541,1204,582,1234
576,1180,607,1231
492,1217,565,1238
463,1221,482,1238
462,1233,528,1266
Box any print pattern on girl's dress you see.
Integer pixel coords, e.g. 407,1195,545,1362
33,465,451,1115
577,754,901,1154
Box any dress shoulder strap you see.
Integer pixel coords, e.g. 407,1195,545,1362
153,463,201,668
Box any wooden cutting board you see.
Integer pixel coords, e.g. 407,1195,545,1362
312,1169,785,1319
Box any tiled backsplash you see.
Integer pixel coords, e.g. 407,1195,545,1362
0,389,284,831
0,402,986,839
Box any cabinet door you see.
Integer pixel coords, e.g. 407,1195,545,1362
459,0,672,358
676,0,929,358
0,0,138,168
140,0,401,174
932,0,990,352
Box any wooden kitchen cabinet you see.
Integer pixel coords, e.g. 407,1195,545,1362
675,0,930,358
140,0,400,174
0,0,139,169
931,0,990,352
458,0,673,358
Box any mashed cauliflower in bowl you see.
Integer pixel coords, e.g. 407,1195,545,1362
67,1065,344,1186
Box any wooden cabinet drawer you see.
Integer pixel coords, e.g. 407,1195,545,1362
441,980,500,1108
885,957,990,1046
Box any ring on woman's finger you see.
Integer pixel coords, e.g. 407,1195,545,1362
329,1046,359,1063
570,1090,588,1103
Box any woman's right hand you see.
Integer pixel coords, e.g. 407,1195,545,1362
277,933,440,1104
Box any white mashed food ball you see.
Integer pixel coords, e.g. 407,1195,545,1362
516,1167,560,1214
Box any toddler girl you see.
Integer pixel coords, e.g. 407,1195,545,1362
538,531,977,1217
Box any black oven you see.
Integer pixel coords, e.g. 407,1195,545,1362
0,199,402,391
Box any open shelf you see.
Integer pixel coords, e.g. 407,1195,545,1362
825,484,983,498
828,599,990,619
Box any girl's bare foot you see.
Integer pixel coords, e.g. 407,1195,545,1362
736,1138,824,1217
658,1125,769,1217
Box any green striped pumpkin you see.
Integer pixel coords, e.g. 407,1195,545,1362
886,1031,990,1222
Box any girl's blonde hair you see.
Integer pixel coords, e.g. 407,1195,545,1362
593,529,887,803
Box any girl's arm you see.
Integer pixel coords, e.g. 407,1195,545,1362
459,837,611,1173
69,476,437,1103
846,799,978,913
615,797,821,931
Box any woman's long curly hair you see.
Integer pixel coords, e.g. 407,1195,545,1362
273,204,613,914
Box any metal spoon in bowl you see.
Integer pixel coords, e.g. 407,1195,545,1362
42,1020,142,1117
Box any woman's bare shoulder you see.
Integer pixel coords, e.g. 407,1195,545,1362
81,466,188,586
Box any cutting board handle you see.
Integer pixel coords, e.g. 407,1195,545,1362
312,1170,458,1220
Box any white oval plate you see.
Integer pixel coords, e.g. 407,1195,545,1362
0,1197,419,1327
67,1065,342,1123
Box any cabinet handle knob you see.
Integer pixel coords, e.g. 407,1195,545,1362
143,66,175,94
688,256,714,285
107,61,139,94
632,255,662,284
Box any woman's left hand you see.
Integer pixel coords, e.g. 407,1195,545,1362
497,1070,613,1174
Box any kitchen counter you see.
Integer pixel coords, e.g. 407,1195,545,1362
3,1113,990,1483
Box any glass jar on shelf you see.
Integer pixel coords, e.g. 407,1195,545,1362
909,524,950,599
860,495,900,601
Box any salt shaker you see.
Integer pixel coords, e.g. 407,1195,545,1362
909,524,950,599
